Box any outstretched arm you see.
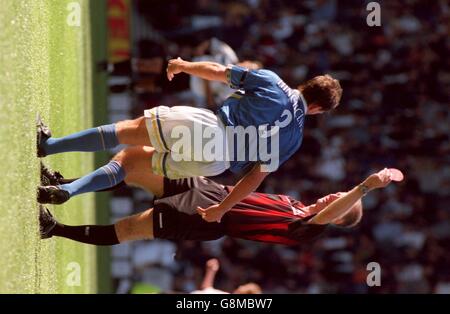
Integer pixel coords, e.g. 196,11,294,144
197,164,269,223
200,258,220,290
308,169,393,225
166,57,227,83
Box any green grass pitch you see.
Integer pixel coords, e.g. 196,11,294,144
0,0,99,293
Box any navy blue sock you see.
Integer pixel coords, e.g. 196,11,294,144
59,161,125,197
42,124,119,156
52,223,120,245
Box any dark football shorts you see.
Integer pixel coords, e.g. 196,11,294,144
152,176,228,241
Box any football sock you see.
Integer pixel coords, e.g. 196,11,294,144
52,223,119,245
59,161,125,197
59,178,127,192
42,124,119,155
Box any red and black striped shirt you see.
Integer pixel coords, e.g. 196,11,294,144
222,187,328,245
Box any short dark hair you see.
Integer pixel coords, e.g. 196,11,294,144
338,200,363,228
298,74,342,111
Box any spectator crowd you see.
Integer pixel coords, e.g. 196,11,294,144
111,0,450,293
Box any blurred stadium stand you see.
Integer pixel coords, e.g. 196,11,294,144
105,0,450,293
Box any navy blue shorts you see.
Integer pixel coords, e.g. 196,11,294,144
152,177,227,241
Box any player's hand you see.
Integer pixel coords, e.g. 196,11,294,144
166,57,184,81
362,168,393,191
196,204,228,223
206,258,220,272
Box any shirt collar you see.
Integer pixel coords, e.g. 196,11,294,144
298,90,308,114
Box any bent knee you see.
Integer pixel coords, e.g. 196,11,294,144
113,146,154,172
116,116,146,132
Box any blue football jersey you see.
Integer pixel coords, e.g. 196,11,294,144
217,65,307,173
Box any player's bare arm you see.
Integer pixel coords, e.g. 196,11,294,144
197,163,269,223
200,258,220,290
166,57,227,83
308,168,395,225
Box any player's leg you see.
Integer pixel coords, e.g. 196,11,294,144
40,206,154,244
113,146,164,197
37,156,125,204
115,116,151,146
37,146,163,204
37,115,151,157
40,161,127,191
114,208,154,242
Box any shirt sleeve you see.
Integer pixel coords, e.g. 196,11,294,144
226,65,274,91
287,217,328,242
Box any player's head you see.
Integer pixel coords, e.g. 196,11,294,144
298,74,342,115
233,282,262,294
316,192,363,228
332,199,363,228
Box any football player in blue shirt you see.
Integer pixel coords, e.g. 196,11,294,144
37,58,342,223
